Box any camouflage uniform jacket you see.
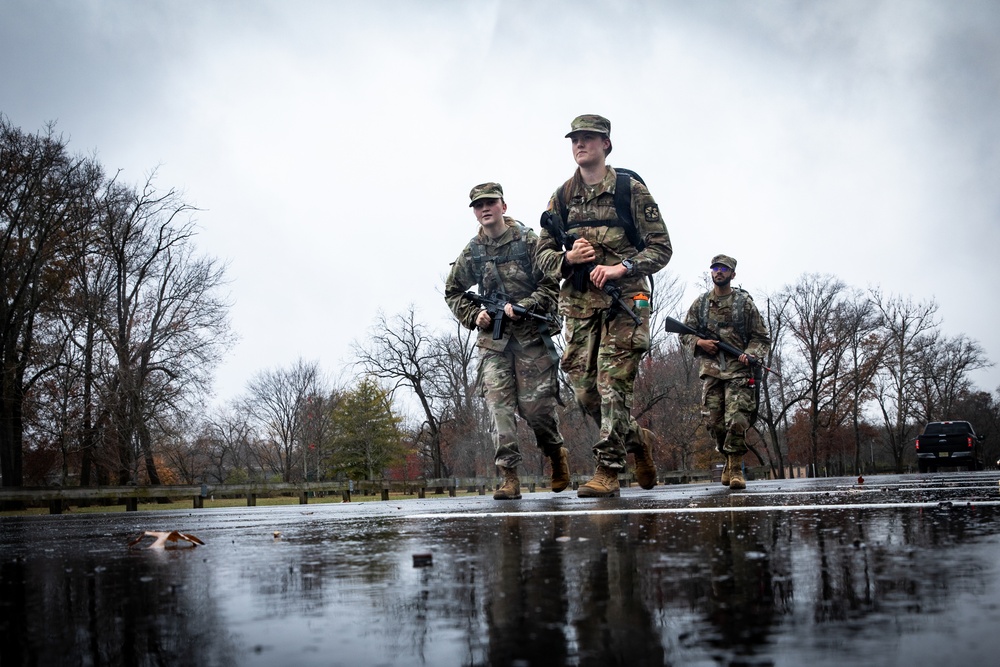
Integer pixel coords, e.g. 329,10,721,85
536,166,673,319
444,217,559,353
681,288,771,381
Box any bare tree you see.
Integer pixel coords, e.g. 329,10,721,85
839,292,888,473
634,270,688,422
646,268,685,352
298,389,340,481
916,333,992,422
20,330,86,485
198,403,257,483
64,240,115,487
756,292,804,478
429,322,479,423
428,322,493,476
155,413,204,484
871,290,940,472
243,358,323,482
0,117,102,488
785,274,850,475
640,337,706,472
353,306,449,478
94,172,233,484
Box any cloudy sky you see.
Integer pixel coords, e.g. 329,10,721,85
3,0,999,410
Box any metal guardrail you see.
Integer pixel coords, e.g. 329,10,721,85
0,480,447,513
0,470,714,514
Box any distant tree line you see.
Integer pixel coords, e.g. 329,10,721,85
750,278,995,476
348,275,997,482
3,116,997,494
1,116,233,490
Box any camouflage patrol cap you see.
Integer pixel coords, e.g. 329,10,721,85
468,182,504,206
565,114,613,155
710,254,737,270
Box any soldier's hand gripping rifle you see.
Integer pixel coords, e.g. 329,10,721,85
663,316,780,377
464,291,559,340
539,211,641,326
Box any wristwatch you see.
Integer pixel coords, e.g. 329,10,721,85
621,258,636,277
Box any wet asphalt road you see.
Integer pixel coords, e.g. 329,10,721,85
2,472,999,667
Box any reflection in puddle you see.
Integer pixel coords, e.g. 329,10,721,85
1,501,998,665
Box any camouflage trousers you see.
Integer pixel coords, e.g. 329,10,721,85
701,375,755,455
561,308,650,469
479,337,564,469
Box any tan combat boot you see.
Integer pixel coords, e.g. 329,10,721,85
720,458,731,487
494,467,522,500
727,455,746,491
577,465,620,498
550,447,570,493
633,428,657,490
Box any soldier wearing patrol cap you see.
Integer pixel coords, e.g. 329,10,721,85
536,114,674,498
565,114,614,154
444,182,569,500
680,254,771,491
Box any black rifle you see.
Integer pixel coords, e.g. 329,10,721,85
539,211,641,326
464,291,558,340
664,316,780,377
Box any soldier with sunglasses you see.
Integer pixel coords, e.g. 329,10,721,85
681,254,771,490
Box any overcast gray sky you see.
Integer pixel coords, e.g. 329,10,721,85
3,0,999,410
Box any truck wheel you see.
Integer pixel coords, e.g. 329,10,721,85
918,460,928,473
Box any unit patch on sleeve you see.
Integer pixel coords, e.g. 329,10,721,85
644,204,660,222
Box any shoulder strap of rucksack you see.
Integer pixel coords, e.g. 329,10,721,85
614,168,645,252
732,288,751,346
556,178,572,230
697,292,710,332
468,238,486,288
509,221,533,278
558,170,645,251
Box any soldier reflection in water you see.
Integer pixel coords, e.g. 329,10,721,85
572,512,667,665
482,510,787,664
484,512,666,665
486,515,570,665
701,510,784,658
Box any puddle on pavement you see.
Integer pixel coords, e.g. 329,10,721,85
2,497,999,666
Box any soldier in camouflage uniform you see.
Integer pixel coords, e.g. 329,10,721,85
680,254,771,491
536,115,673,498
444,183,569,500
